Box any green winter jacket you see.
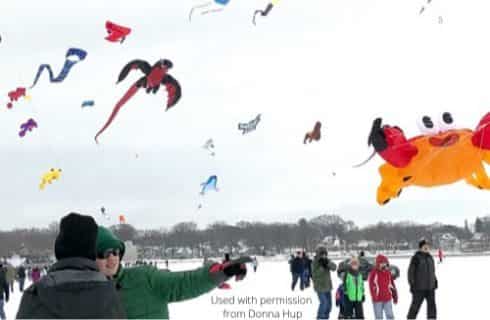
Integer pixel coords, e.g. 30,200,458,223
115,264,220,319
312,256,337,292
97,227,222,319
344,271,364,302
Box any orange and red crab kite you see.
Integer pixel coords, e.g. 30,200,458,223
359,112,490,205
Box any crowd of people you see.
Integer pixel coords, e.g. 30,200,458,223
299,240,438,319
0,212,251,319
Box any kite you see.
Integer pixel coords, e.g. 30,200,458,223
200,175,219,195
6,87,31,109
304,121,322,144
238,114,261,135
100,207,111,220
419,0,431,15
105,21,131,43
81,100,95,108
19,119,38,138
94,59,182,143
189,0,230,21
203,139,216,156
39,168,62,190
30,48,87,88
119,215,126,224
358,112,490,205
253,0,280,25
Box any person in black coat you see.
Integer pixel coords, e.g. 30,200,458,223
407,239,438,319
291,251,306,291
16,213,126,319
0,264,10,320
17,265,27,292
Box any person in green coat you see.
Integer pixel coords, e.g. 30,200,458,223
343,257,365,319
312,245,337,320
96,226,249,319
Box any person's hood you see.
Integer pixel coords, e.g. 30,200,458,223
375,254,389,268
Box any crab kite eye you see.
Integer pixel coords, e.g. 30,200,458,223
417,115,439,135
438,112,456,130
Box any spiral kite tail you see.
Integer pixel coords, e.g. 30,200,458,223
94,84,140,143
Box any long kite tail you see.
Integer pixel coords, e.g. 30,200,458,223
189,2,212,21
94,84,140,143
352,150,377,168
30,64,55,88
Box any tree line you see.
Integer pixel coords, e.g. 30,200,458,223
1,214,486,259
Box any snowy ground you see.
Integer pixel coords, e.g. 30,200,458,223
5,255,487,319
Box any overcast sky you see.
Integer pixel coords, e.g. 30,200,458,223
1,0,490,230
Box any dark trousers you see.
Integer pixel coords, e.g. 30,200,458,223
344,298,364,319
407,290,437,319
291,272,304,291
9,281,14,293
19,277,25,291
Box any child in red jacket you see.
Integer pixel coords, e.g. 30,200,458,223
368,255,398,319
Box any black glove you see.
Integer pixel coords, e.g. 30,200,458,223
435,279,438,290
209,256,252,284
319,257,330,269
223,262,247,280
362,295,365,303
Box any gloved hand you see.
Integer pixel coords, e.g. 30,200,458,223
392,288,398,304
435,279,438,290
319,257,330,269
209,256,252,286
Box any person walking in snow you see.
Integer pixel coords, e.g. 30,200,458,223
343,257,365,319
0,264,9,320
368,254,398,319
16,213,126,319
5,264,15,293
252,257,258,272
30,266,41,283
312,245,337,320
407,239,438,319
437,248,444,264
95,226,250,319
291,251,306,291
303,253,313,288
16,264,26,292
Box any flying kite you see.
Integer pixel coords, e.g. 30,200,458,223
6,87,30,109
253,0,280,25
200,175,219,195
419,0,432,15
30,48,87,88
304,121,322,144
238,114,261,135
189,0,231,22
94,59,182,143
357,112,490,205
39,168,62,190
100,206,111,220
19,119,38,138
81,100,95,108
105,21,131,43
203,139,216,156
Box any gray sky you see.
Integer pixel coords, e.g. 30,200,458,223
1,0,490,230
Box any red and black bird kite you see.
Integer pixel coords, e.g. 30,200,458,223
94,59,182,143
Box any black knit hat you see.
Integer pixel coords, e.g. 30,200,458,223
55,213,98,261
418,239,430,249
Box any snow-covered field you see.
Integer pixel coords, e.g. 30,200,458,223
5,255,487,319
